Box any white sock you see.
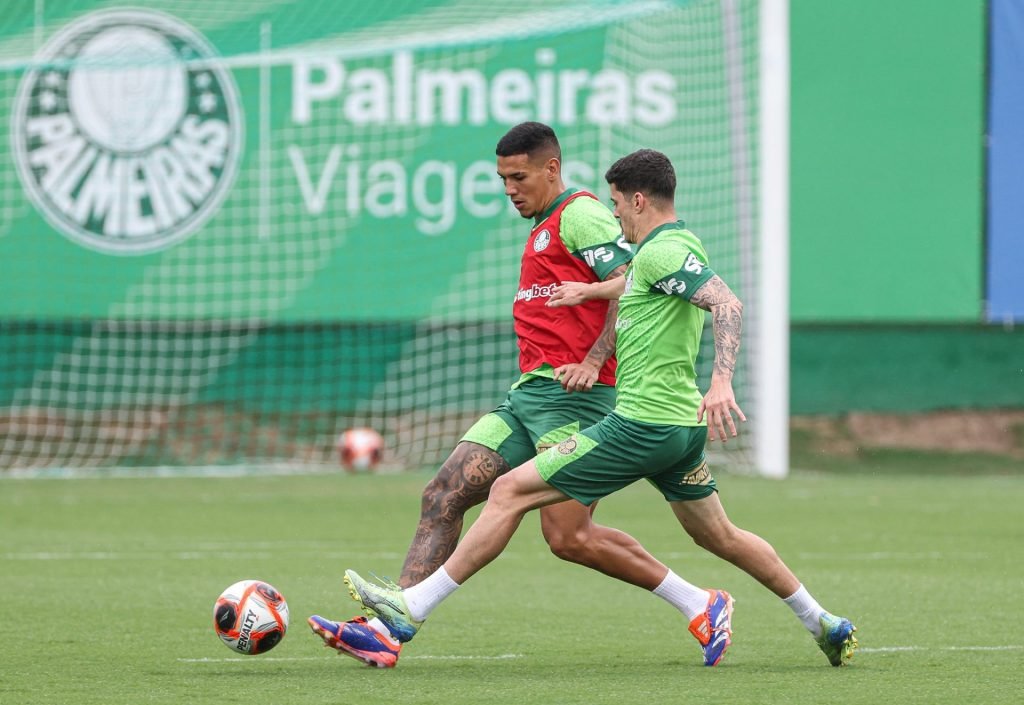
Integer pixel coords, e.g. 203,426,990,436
652,570,711,621
783,584,826,638
366,617,396,640
403,566,461,622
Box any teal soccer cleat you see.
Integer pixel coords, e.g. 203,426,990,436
343,570,423,643
816,612,858,666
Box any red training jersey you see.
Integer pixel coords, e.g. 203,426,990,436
513,190,628,386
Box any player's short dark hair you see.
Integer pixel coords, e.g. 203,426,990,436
495,121,561,161
604,149,676,204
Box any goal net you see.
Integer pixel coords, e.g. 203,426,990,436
0,0,778,475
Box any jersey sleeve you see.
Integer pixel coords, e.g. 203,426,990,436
634,239,715,301
559,196,634,281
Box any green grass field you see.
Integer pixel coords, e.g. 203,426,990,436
3,462,1022,705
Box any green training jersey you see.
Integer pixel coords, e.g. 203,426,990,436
554,190,633,281
613,221,715,426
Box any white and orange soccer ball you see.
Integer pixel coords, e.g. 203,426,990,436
337,427,384,473
213,580,289,655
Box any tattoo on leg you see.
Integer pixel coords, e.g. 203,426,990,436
399,444,509,586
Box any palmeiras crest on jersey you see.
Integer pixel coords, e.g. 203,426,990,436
11,9,244,255
533,229,551,252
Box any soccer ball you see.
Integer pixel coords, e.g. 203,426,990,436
212,580,289,655
337,427,384,472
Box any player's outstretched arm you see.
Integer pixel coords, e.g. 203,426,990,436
690,275,747,441
546,277,626,307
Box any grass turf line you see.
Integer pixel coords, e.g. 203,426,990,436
2,467,1022,705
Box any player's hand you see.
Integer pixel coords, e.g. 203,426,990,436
697,378,747,442
553,362,599,393
547,281,590,308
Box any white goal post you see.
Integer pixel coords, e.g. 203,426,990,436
756,0,790,478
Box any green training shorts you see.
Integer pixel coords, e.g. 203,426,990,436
535,412,716,505
461,377,616,469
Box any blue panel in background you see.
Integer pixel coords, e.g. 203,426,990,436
988,0,1024,322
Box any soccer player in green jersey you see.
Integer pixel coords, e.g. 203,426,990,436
311,125,736,668
343,148,858,667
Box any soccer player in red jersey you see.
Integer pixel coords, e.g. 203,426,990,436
310,124,734,667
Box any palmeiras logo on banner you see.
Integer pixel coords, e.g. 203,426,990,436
11,9,243,255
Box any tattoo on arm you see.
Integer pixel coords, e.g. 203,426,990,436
690,275,743,380
585,298,619,366
603,263,629,281
710,299,743,379
577,264,626,366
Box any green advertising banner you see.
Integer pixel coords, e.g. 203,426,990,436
0,0,754,323
0,0,765,470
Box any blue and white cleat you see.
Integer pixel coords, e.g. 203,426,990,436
308,615,401,668
343,569,423,643
816,612,858,666
687,589,735,666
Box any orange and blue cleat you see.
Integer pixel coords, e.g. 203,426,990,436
687,589,735,666
308,615,401,668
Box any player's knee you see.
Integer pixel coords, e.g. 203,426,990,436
688,522,739,557
486,472,516,508
544,526,591,563
418,475,449,519
420,465,481,517
422,443,503,517
486,472,535,517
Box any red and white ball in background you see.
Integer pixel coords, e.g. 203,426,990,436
212,579,289,655
337,427,384,473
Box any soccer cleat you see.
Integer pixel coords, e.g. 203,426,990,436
815,610,856,668
308,615,401,668
816,612,858,666
687,589,735,666
343,570,423,642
